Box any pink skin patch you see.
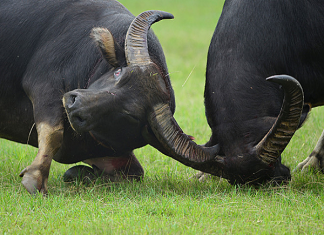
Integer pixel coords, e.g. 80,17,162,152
188,135,195,140
83,157,131,174
86,132,143,179
107,91,116,96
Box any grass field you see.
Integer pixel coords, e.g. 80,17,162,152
1,0,324,234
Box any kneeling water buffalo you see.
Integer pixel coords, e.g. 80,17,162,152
0,0,218,194
193,0,324,184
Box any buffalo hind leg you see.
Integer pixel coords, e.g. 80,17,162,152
297,129,324,172
63,152,144,183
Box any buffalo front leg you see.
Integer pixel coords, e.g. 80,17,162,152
296,130,324,172
21,70,65,194
19,122,63,195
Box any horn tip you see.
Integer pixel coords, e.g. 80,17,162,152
160,11,174,20
266,74,297,83
266,74,302,88
145,11,174,24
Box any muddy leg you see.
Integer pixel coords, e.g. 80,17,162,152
19,80,64,195
296,130,324,172
19,122,63,194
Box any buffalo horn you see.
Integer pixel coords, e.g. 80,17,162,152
255,75,304,165
125,10,174,66
126,11,220,165
148,103,221,165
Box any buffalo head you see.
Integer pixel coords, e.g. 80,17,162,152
63,11,219,162
199,75,304,184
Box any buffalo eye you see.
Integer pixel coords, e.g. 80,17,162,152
114,68,122,80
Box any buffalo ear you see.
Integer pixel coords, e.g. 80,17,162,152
91,27,121,68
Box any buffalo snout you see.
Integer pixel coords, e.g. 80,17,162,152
63,91,81,112
63,91,91,132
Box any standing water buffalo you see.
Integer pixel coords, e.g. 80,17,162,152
191,0,324,184
0,0,219,195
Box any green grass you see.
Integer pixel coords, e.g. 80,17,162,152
1,0,324,234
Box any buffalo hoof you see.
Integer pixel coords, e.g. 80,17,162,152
190,171,212,182
19,167,47,195
296,153,324,172
63,165,97,183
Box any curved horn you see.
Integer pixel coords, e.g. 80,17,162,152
147,103,221,166
125,10,174,66
255,75,304,165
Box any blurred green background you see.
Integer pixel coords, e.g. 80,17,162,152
1,0,324,234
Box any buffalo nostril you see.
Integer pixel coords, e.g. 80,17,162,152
66,93,78,110
71,94,77,104
69,94,77,107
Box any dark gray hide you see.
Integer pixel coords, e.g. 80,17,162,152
199,0,324,184
0,0,185,194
